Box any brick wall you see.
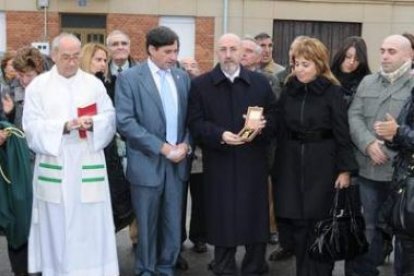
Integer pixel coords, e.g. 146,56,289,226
195,17,215,73
5,11,214,73
108,14,214,73
6,11,60,52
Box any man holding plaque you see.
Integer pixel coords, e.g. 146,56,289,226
188,33,276,275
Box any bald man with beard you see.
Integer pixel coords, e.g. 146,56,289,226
188,33,276,275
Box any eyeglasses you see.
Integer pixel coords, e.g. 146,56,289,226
110,41,129,47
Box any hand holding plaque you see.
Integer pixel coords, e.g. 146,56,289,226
238,106,265,142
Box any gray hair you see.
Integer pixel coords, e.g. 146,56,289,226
106,30,130,46
242,36,262,55
51,33,81,53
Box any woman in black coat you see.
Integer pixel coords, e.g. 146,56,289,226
272,37,357,276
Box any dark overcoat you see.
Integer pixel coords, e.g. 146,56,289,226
188,65,276,247
272,76,357,220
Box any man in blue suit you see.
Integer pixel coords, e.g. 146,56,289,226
115,26,191,276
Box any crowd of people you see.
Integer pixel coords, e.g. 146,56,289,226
1,25,414,276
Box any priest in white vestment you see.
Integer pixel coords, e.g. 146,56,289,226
22,33,119,276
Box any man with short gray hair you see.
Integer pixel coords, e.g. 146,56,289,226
241,37,279,99
106,29,138,247
106,30,136,76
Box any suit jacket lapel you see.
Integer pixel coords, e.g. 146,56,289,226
139,63,166,123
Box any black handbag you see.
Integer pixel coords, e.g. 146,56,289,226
308,188,369,262
389,178,414,235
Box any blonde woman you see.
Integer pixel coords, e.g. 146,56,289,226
80,43,111,95
80,42,134,233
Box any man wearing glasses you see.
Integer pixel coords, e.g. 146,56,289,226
106,29,138,247
106,30,137,78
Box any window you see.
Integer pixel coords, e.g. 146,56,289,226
61,13,106,45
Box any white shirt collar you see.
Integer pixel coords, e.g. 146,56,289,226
147,58,171,75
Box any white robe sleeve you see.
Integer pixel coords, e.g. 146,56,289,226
22,81,65,157
90,85,116,152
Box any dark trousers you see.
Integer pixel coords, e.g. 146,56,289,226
181,173,206,243
8,242,28,275
276,217,295,251
211,243,267,276
343,180,362,276
279,218,333,276
398,235,414,276
346,177,392,276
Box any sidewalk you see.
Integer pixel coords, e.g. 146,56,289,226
0,228,394,275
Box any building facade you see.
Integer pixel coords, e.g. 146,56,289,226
1,0,414,71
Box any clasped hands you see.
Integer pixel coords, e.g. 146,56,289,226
161,143,188,163
65,116,93,132
221,115,267,145
365,113,398,165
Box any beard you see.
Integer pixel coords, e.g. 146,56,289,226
220,60,239,75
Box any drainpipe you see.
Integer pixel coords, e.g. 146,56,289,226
43,5,48,41
223,0,228,34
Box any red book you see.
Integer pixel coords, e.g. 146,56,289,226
77,103,97,138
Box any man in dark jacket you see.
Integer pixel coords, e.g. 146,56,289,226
188,33,276,275
106,29,138,245
106,30,137,101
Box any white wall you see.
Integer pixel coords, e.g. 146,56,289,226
0,12,6,56
159,16,195,60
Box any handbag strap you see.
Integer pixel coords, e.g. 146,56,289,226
341,187,364,232
331,189,341,221
332,188,356,218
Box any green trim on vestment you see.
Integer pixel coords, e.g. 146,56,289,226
82,164,105,170
82,177,105,183
39,163,62,170
38,176,62,184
